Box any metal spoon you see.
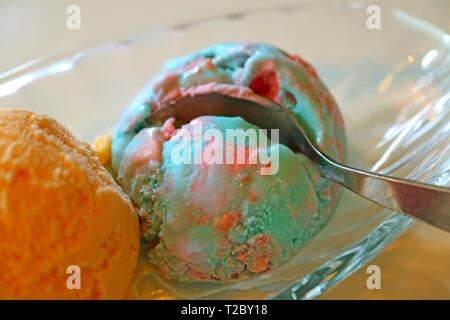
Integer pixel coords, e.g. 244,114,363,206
155,92,450,231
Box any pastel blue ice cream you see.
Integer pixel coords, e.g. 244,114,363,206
110,43,346,281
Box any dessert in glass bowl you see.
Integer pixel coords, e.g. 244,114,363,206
2,2,448,299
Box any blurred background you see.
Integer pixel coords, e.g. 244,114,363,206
0,0,449,299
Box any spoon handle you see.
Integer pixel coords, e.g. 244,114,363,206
315,152,450,231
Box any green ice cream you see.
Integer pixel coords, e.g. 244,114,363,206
111,43,346,282
152,116,332,281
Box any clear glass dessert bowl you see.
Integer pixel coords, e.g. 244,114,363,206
0,0,448,299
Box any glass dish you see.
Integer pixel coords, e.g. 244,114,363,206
0,0,448,299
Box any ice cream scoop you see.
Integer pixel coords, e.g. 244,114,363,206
114,115,332,281
110,43,347,281
0,109,140,299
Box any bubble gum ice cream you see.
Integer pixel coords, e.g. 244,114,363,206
0,109,140,299
109,43,346,282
